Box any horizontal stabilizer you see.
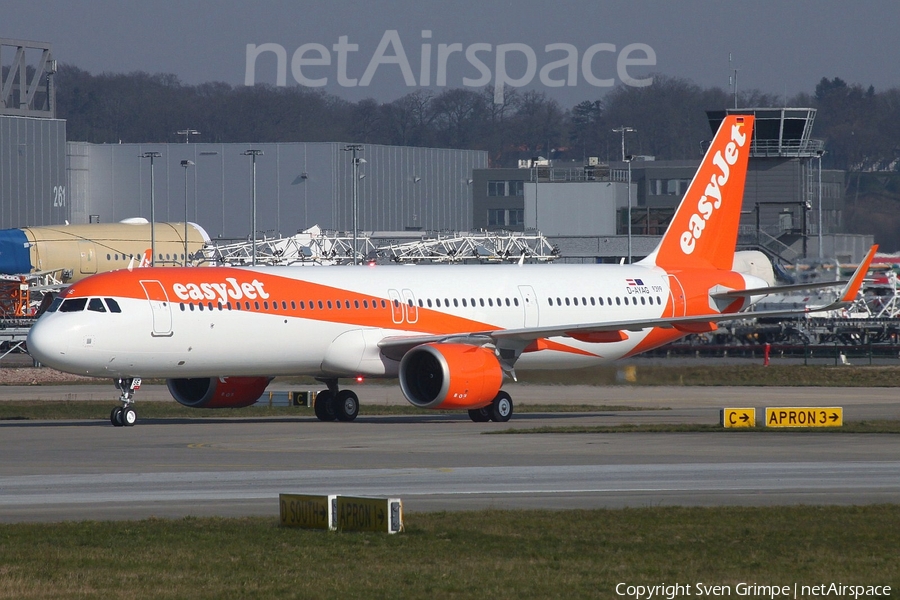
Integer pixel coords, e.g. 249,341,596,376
714,246,878,302
712,280,850,299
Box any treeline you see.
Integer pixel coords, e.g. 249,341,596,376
56,65,900,172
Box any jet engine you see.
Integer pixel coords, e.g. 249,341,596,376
398,343,503,410
166,376,271,408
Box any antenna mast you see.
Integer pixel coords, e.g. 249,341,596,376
729,53,738,109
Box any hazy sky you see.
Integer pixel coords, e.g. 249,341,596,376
4,0,899,107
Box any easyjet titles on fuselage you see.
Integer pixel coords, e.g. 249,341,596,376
679,121,748,255
172,277,270,304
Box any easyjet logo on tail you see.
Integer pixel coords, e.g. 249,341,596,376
679,120,748,255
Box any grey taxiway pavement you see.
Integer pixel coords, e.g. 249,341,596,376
1,384,899,522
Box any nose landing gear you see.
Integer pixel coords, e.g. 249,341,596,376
111,378,141,427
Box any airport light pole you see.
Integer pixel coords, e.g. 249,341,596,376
343,144,365,265
176,128,200,144
816,150,825,259
180,160,194,266
612,127,636,262
625,154,633,264
242,149,263,266
141,151,162,266
612,126,635,162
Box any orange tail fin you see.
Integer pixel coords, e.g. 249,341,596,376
641,114,754,271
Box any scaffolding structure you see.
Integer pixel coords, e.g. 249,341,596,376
0,276,29,317
202,226,560,266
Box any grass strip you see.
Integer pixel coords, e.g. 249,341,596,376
0,506,898,599
494,420,900,434
515,364,900,387
0,401,653,421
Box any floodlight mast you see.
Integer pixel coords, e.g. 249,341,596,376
816,150,825,259
176,128,200,144
242,149,264,266
612,127,636,263
180,160,195,265
343,144,365,265
141,151,162,266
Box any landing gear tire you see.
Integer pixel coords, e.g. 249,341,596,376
110,407,123,427
468,407,491,422
122,406,137,427
335,390,360,422
489,391,513,423
314,390,337,422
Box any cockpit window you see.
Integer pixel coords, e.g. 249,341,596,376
46,297,63,313
87,298,107,313
59,298,88,312
105,298,122,313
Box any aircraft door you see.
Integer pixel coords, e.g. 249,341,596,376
387,289,404,324
667,275,686,318
140,280,173,337
401,289,418,324
518,285,539,327
78,241,97,275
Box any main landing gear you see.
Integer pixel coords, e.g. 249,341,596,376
311,382,514,424
313,378,360,422
110,377,141,427
467,391,514,423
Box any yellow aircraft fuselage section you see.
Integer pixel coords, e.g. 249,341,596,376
21,222,207,282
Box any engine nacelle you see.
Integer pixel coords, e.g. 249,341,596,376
399,343,503,410
167,376,271,408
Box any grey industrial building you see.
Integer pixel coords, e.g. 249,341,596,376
67,142,486,239
0,39,67,229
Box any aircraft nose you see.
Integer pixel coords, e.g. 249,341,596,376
26,317,66,368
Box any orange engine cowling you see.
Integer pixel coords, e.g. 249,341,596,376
399,343,503,410
167,376,270,408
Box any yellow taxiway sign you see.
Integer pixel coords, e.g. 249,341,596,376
765,407,843,428
722,408,756,428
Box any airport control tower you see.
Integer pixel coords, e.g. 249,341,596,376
708,108,853,263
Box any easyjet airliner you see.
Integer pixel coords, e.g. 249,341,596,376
26,116,875,426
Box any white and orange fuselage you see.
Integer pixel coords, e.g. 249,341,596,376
28,261,764,380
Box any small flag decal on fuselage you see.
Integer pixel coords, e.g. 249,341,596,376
626,278,644,286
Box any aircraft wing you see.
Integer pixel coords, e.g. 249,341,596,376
378,303,841,359
378,245,877,359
